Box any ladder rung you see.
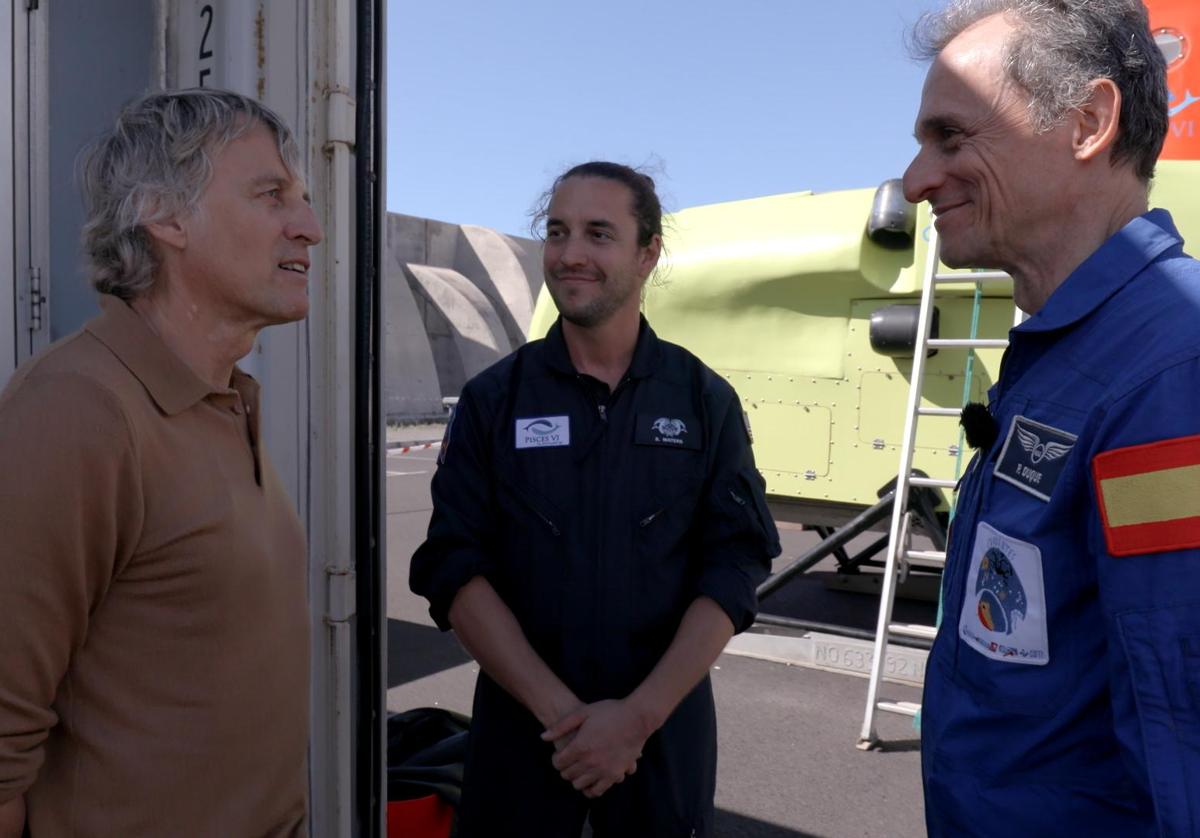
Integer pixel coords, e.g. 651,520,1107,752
888,623,938,640
916,406,962,417
877,700,921,717
908,476,956,489
934,270,1011,283
926,338,1009,349
905,548,946,566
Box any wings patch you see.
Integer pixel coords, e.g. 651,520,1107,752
994,415,1077,501
1015,425,1073,465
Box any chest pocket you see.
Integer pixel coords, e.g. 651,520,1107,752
498,438,579,530
497,472,565,538
490,453,570,643
950,397,1095,717
634,446,705,546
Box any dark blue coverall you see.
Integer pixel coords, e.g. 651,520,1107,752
411,317,780,838
923,211,1200,836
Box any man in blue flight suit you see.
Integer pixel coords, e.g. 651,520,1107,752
903,1,1200,834
410,162,779,837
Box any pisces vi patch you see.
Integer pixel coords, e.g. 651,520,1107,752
994,415,1076,501
634,413,700,450
515,415,570,449
958,522,1049,666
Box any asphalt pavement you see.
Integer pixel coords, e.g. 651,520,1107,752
384,424,928,837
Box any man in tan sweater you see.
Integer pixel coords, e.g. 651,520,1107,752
0,89,321,836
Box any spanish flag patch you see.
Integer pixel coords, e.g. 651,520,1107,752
1093,434,1200,557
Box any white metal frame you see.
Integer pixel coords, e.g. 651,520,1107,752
24,1,47,358
305,0,360,832
857,231,1014,749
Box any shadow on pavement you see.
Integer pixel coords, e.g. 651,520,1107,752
387,618,472,688
713,809,826,838
758,569,938,634
877,738,922,753
581,810,823,838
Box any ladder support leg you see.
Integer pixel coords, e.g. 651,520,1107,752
757,492,894,600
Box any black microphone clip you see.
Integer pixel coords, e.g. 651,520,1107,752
960,402,999,451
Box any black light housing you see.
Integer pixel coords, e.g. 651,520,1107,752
866,178,917,250
869,304,939,358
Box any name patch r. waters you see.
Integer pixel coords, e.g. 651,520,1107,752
635,413,700,450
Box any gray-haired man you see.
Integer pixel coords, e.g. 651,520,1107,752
0,89,321,836
903,1,1200,834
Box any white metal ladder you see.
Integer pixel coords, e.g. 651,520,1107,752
856,229,1018,749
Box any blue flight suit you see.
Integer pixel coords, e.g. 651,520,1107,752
411,317,779,838
923,210,1200,836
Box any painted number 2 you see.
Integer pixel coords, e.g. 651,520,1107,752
198,4,214,87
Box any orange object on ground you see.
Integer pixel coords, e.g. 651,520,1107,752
1148,0,1200,159
386,795,453,838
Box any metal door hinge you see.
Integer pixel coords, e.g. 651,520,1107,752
324,565,356,624
29,267,44,332
323,86,356,152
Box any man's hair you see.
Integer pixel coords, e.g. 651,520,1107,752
532,161,664,248
77,88,303,300
911,0,1169,181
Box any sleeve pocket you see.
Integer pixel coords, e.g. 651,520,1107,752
1115,604,1200,832
728,467,779,555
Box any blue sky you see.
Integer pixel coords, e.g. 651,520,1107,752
386,0,938,238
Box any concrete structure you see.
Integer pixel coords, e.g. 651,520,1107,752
384,213,542,421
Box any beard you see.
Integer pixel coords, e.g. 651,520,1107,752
547,274,640,329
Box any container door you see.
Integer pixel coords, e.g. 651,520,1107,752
6,0,159,390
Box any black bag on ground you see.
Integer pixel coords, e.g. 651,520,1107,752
386,707,470,806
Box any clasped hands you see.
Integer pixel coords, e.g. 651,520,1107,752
541,699,651,799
